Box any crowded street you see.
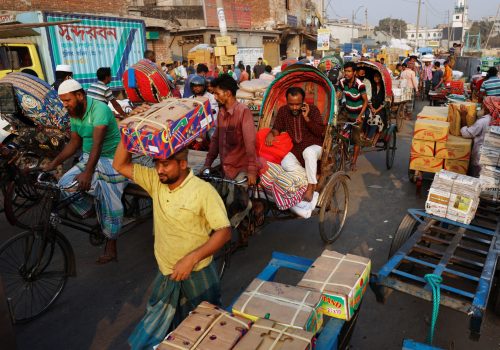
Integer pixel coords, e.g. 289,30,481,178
1,1,500,350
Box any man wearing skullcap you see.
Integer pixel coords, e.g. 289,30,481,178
52,64,73,91
43,79,126,263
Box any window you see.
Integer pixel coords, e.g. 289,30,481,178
455,15,460,20
419,34,422,38
411,34,415,38
433,33,437,37
0,46,32,71
286,0,290,10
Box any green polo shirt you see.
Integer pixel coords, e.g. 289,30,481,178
70,97,120,158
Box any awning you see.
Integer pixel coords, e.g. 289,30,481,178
301,32,317,43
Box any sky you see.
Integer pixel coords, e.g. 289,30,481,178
324,0,499,27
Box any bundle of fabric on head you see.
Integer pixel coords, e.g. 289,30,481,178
122,59,172,103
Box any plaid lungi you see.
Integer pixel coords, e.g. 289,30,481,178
58,153,128,239
128,263,221,350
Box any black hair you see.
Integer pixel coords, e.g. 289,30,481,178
212,74,238,96
487,67,498,79
286,87,305,100
396,63,402,68
96,67,111,81
182,60,188,65
189,60,194,64
144,50,155,60
21,69,38,77
265,65,272,73
55,71,72,81
380,57,385,62
238,62,245,70
434,61,441,68
246,65,251,80
343,61,357,70
161,62,166,66
355,66,366,72
402,62,408,67
196,64,209,74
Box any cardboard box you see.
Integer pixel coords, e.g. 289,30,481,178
411,138,435,157
214,46,226,57
233,319,314,350
297,250,370,321
120,97,214,159
435,135,472,160
215,36,232,46
444,159,469,175
413,119,449,142
225,45,238,56
232,279,323,333
218,55,234,65
417,106,449,122
158,302,251,350
409,153,444,173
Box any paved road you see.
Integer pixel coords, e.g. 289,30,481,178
1,101,499,349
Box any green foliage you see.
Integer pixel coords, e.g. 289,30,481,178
374,17,408,39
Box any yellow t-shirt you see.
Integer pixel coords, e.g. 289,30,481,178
133,165,230,275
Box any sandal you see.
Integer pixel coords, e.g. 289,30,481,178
252,201,265,227
96,254,118,264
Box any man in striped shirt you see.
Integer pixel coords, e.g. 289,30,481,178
480,67,500,97
337,61,368,170
87,67,128,119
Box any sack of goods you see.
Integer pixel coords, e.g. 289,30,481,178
447,102,477,136
122,59,172,103
479,126,500,201
297,250,371,321
425,170,481,224
232,279,323,333
119,97,213,159
0,72,70,134
158,301,252,350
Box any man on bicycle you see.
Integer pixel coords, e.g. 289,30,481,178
112,144,231,350
337,61,368,171
43,79,127,264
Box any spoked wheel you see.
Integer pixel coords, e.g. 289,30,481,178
3,175,45,229
388,214,419,258
0,229,71,323
332,143,346,173
396,103,405,131
385,128,397,170
213,243,231,280
319,173,349,244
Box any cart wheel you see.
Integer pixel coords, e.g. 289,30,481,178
3,176,44,229
396,104,405,131
388,214,419,258
385,128,396,170
319,173,349,244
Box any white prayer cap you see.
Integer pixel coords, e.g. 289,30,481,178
56,64,72,73
58,79,83,95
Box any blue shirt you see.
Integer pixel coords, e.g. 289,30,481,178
183,73,196,98
480,77,500,96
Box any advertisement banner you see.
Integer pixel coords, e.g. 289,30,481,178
317,28,330,51
44,13,146,89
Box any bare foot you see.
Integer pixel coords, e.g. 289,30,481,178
303,185,314,202
96,239,118,264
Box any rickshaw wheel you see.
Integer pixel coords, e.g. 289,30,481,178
388,214,419,258
318,172,349,244
385,128,397,169
396,103,405,131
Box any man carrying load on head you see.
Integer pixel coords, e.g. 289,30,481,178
43,79,127,264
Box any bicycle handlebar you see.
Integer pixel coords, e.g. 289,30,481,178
36,172,79,191
198,171,248,185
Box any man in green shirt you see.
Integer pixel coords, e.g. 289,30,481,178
44,79,127,263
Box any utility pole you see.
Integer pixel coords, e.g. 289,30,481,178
389,16,392,37
461,0,467,46
365,8,368,34
447,10,451,49
216,0,227,36
415,0,422,52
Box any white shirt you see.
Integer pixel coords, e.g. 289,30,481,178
460,114,491,166
259,72,275,81
176,66,188,79
361,78,372,101
191,91,219,120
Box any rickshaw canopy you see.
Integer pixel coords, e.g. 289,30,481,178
355,61,393,102
259,65,336,127
318,55,343,72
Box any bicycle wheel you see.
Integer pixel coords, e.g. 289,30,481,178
213,243,231,280
396,103,405,131
385,128,397,170
3,174,44,229
0,229,71,323
319,173,349,244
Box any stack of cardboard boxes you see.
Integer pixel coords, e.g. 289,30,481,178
157,250,371,350
214,36,238,67
410,105,473,175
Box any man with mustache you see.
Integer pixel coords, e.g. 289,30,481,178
265,87,326,202
112,144,230,349
43,79,126,264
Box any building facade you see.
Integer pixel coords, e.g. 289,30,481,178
406,25,443,48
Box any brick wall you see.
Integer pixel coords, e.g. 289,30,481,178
0,0,127,16
147,32,172,64
237,0,271,29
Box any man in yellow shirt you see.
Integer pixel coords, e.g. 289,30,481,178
113,142,231,350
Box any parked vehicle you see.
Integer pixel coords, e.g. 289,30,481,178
0,12,146,90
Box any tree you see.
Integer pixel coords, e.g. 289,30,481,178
374,18,408,39
468,20,495,46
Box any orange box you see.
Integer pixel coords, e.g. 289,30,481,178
417,106,448,122
411,138,435,157
409,153,444,173
413,119,449,142
444,159,469,175
435,135,472,160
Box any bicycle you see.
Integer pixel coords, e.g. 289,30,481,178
0,172,152,323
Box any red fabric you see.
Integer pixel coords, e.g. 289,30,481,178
122,60,172,103
256,128,293,164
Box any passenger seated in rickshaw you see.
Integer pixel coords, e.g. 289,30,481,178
363,71,387,146
265,87,326,202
